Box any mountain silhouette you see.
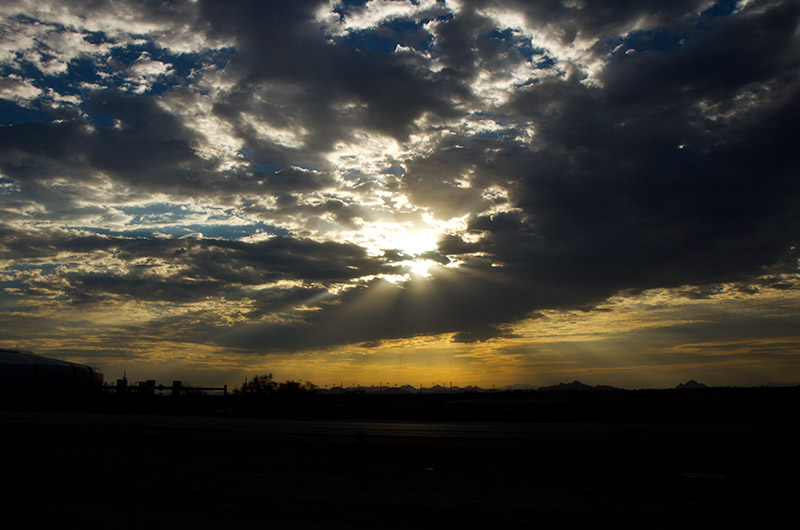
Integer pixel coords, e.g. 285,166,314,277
675,380,708,389
538,380,619,391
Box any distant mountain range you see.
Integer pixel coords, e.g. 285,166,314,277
312,379,800,394
317,380,624,394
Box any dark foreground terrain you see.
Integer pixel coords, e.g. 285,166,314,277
2,391,799,529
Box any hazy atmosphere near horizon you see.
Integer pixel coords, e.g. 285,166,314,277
1,0,799,390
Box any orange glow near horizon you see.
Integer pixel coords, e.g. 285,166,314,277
7,277,800,391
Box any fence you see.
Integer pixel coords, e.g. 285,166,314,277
104,379,228,397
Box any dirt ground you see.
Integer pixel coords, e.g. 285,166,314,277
1,412,797,529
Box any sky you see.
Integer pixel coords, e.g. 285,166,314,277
1,0,799,390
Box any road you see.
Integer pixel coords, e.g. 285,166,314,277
1,411,797,528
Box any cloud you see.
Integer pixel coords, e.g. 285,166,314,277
0,74,42,103
1,0,799,368
199,0,467,145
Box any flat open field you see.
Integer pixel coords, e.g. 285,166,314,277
1,410,798,528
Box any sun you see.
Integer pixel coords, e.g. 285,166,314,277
354,223,443,279
400,257,439,277
390,228,438,256
384,227,441,276
351,218,466,281
356,221,439,257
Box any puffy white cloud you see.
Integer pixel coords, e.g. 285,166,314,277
316,0,445,35
0,73,42,102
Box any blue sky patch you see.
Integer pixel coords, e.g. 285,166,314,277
606,28,690,57
76,222,288,241
340,29,402,55
0,100,52,126
120,203,189,224
702,0,739,18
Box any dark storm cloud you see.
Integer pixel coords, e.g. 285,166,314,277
488,2,800,296
0,94,217,207
209,0,800,349
213,243,623,353
431,9,493,79
467,0,714,43
0,225,397,304
255,166,336,193
0,90,335,214
214,263,536,352
198,0,466,146
401,133,530,217
63,274,225,304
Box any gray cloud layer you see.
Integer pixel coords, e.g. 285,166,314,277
1,0,798,354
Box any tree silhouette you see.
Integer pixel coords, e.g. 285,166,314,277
277,380,316,393
235,374,277,395
235,375,317,395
